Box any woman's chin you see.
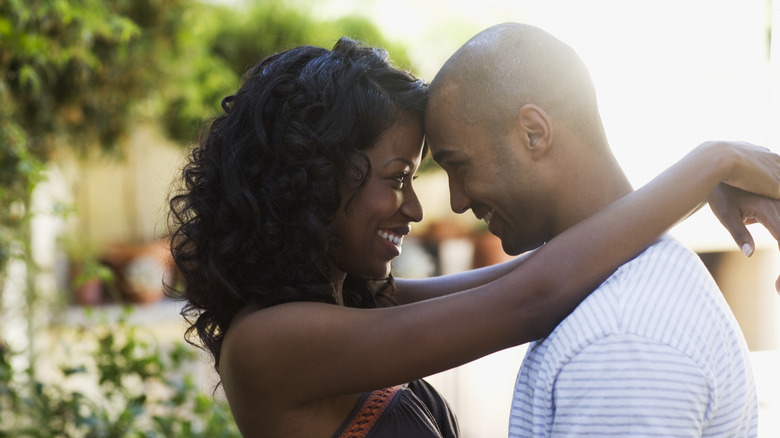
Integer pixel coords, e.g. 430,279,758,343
365,264,392,280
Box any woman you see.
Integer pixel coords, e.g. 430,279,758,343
169,38,780,437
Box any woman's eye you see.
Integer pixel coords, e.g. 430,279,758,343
391,172,410,189
392,173,406,190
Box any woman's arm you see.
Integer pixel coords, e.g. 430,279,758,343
396,141,780,304
394,254,528,304
224,141,780,405
504,140,780,339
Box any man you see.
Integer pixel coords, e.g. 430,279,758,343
425,23,758,436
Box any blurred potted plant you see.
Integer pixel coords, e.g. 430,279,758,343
63,237,119,306
102,240,174,304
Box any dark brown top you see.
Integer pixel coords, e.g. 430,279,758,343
333,380,459,438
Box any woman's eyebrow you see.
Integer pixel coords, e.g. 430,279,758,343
382,157,414,168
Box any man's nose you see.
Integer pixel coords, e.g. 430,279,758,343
448,178,471,214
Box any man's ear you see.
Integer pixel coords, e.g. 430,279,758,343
516,104,552,160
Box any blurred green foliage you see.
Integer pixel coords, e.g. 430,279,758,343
0,0,414,273
0,0,413,156
161,1,413,142
0,308,241,437
0,0,413,433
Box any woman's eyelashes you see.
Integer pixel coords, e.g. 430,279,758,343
390,171,409,189
389,171,417,190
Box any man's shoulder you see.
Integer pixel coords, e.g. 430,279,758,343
514,240,756,437
604,234,714,298
538,234,736,357
618,234,703,275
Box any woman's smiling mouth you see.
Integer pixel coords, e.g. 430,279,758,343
377,229,404,248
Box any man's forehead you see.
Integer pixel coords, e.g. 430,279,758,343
423,113,458,153
428,79,461,105
424,88,462,133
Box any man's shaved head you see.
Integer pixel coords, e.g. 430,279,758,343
424,23,627,254
428,23,602,136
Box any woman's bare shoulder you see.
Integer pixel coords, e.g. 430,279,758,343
219,302,362,437
222,302,334,368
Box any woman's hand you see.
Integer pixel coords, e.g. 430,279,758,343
708,183,780,291
699,141,780,199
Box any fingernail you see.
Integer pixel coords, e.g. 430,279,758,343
741,243,754,258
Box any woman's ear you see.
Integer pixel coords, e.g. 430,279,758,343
516,104,552,160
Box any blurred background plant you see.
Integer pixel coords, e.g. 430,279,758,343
0,308,240,437
0,0,413,434
0,0,414,282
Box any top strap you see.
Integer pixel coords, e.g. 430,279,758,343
337,385,404,438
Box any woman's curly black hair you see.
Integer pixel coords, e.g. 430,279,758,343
168,37,428,370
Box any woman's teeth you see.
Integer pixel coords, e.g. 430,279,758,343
378,230,403,246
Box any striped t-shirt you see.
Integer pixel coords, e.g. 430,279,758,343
509,236,757,437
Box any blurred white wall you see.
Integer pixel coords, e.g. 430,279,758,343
64,124,187,250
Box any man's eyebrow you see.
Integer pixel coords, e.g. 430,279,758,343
431,150,453,163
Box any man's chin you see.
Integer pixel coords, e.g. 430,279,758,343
501,238,545,256
500,240,521,257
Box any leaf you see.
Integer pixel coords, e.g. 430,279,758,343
17,65,41,95
61,365,88,376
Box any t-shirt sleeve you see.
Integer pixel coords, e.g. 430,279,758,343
550,334,711,437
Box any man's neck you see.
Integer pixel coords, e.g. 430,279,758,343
553,159,634,238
